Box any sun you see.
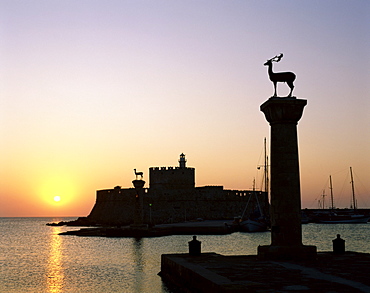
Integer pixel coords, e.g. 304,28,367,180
39,175,76,206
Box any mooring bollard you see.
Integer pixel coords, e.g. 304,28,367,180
189,236,201,255
332,234,345,254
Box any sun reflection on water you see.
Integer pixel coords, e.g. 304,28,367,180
132,238,144,293
47,227,64,293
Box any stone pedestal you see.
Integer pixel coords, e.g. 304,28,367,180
131,179,148,229
258,97,316,259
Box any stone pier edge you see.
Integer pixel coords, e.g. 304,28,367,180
160,253,248,293
160,252,370,293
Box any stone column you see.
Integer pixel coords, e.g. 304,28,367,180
131,179,148,229
258,97,316,259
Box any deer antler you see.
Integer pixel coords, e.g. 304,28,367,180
271,53,283,62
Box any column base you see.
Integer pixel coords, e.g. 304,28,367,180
258,245,317,260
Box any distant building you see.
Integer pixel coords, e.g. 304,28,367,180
87,154,268,225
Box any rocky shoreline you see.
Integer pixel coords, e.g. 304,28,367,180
49,220,238,237
46,217,96,227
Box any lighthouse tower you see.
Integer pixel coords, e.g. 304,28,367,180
179,153,187,168
149,153,195,189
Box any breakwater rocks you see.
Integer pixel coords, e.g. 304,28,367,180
58,220,237,237
46,217,94,227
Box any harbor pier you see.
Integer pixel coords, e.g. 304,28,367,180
160,251,370,292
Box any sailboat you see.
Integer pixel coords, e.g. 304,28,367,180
315,167,370,224
239,139,270,232
239,183,269,232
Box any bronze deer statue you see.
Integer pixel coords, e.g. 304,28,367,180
264,53,296,97
134,169,143,180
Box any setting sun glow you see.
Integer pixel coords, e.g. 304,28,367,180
38,176,76,209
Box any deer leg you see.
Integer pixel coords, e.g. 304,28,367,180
287,81,294,97
273,82,277,97
274,82,276,97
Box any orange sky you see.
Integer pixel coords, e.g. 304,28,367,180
1,1,369,216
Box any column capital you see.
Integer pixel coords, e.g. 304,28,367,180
132,179,146,189
260,98,307,125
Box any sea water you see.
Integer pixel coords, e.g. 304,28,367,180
1,217,369,293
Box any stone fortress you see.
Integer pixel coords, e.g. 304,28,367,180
86,153,268,226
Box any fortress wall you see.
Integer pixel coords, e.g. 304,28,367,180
144,189,198,223
87,185,268,225
87,187,136,225
85,155,269,225
149,167,195,189
144,189,267,224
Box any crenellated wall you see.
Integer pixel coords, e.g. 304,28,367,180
87,185,268,226
149,166,195,190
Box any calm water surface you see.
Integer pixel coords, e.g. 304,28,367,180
1,217,369,292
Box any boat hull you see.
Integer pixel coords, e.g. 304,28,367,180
240,219,268,232
317,216,370,224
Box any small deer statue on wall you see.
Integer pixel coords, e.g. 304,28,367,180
264,53,296,97
134,169,143,180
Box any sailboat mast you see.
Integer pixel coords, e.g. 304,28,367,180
266,155,269,198
321,190,326,209
253,177,264,217
264,138,268,194
329,175,334,209
350,167,356,210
